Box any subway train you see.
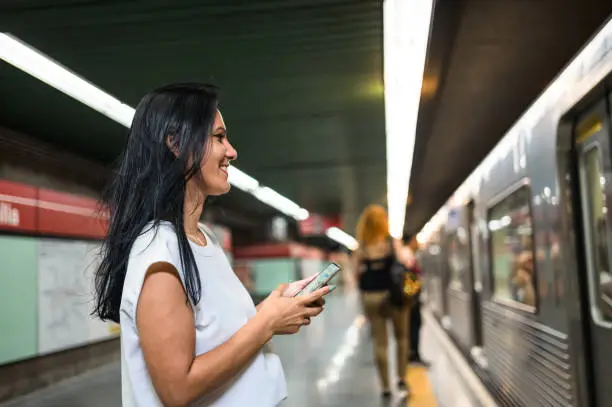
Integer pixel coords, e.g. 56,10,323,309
416,18,612,407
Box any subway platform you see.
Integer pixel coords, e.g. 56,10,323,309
0,288,497,407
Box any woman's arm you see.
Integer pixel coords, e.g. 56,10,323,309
392,239,416,269
136,262,273,407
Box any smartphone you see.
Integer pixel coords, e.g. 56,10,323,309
294,262,341,297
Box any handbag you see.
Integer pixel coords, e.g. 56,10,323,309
387,239,421,308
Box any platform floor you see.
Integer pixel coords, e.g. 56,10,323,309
0,288,495,407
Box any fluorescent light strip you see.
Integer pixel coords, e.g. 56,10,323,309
0,32,310,220
253,186,309,221
325,227,359,251
0,34,135,127
227,166,259,192
383,0,434,238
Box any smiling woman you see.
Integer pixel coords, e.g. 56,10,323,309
92,83,333,407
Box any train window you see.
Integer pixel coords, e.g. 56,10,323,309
581,147,612,321
488,186,536,310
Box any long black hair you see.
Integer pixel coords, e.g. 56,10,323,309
93,83,219,323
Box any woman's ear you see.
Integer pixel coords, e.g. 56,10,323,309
166,135,180,157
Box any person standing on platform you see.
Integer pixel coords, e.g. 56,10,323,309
92,83,332,407
405,236,430,367
352,204,413,400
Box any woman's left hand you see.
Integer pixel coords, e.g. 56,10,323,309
282,275,316,297
282,275,327,307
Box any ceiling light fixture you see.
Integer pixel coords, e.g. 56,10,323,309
0,33,311,221
0,33,135,127
253,187,309,221
325,227,359,251
383,0,434,238
227,166,259,193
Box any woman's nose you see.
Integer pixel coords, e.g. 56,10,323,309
225,140,238,161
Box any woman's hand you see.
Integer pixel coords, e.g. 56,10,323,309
282,275,317,297
257,284,331,335
282,275,329,307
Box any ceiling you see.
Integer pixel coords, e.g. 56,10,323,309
2,0,611,244
0,0,385,239
406,0,612,236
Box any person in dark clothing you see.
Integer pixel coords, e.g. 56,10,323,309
405,236,430,366
408,288,430,366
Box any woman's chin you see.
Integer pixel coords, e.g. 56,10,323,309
208,182,231,196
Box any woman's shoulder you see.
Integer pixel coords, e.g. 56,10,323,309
121,221,183,320
128,221,182,269
133,220,178,248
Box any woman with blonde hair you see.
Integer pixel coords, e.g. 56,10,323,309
353,204,413,399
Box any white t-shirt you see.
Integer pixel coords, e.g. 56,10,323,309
119,221,287,406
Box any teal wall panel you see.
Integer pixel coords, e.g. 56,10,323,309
250,259,298,295
0,236,38,365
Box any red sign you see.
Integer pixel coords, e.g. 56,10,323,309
0,180,37,232
38,188,108,238
234,242,325,260
0,179,109,239
234,243,296,259
299,214,341,236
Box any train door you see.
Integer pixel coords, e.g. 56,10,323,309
467,201,484,348
575,96,612,406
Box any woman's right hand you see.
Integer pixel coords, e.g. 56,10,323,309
257,284,330,335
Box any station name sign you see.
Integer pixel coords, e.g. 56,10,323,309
0,179,108,238
0,201,19,227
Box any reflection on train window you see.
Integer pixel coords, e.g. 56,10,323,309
582,147,612,320
488,186,536,309
448,227,470,291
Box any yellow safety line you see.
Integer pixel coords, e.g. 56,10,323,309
406,366,437,407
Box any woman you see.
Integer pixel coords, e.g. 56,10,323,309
93,83,331,407
353,204,413,399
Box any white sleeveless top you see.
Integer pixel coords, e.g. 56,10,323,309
119,221,287,406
